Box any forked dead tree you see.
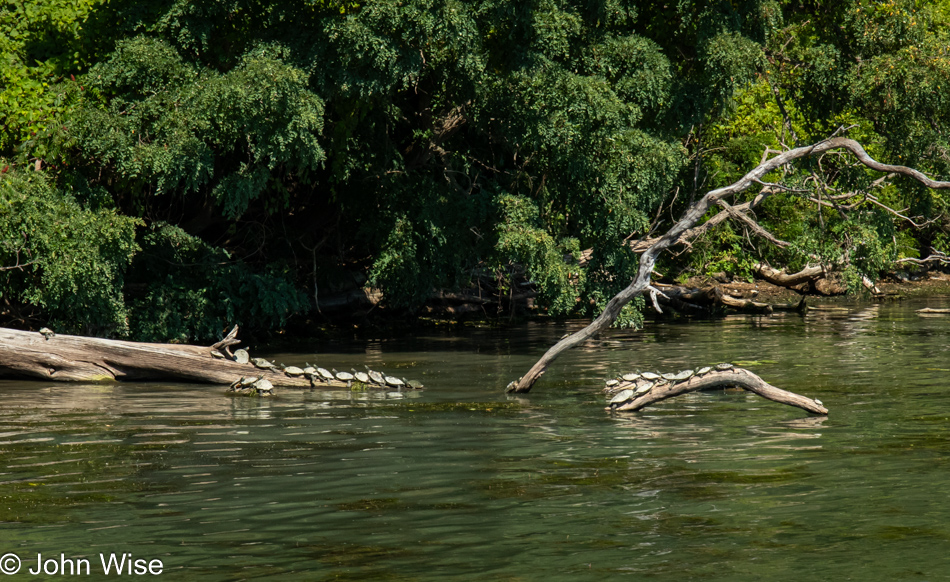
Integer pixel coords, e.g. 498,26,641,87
507,136,950,394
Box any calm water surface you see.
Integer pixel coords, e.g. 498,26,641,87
3,298,950,580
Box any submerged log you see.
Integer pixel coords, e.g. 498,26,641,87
608,368,827,415
0,327,337,387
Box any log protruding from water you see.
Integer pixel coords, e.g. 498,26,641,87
0,327,422,391
605,367,827,415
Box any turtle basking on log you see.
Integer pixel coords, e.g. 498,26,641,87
604,363,827,415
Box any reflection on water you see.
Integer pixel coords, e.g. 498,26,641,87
2,298,950,580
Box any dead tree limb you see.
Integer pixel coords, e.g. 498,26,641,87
610,368,827,415
0,327,328,387
508,137,950,393
753,263,824,287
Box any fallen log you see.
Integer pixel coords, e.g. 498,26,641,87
0,327,334,387
655,284,807,315
606,367,827,415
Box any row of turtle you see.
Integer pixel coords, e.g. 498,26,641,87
604,363,736,408
212,347,424,390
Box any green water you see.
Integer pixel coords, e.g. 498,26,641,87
3,299,950,580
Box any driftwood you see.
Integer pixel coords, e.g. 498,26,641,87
917,307,950,315
609,368,827,415
656,284,806,315
508,136,950,393
0,327,340,387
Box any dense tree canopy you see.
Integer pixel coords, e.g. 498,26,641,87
2,0,949,340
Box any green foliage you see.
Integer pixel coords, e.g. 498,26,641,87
68,37,325,218
0,164,139,335
0,0,101,155
3,0,950,340
492,193,581,316
127,223,309,343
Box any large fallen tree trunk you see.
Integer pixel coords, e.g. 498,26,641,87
0,327,329,387
508,136,950,393
606,367,827,414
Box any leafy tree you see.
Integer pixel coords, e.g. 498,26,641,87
0,164,139,335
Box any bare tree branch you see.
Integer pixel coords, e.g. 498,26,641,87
508,136,950,393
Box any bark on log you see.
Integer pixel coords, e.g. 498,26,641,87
0,327,341,387
753,263,824,287
611,368,827,415
509,137,950,393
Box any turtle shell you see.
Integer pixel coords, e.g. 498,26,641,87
354,371,370,383
621,373,639,382
670,369,694,381
367,370,385,385
335,371,354,381
252,358,275,369
715,363,734,370
303,366,316,375
210,349,226,359
605,379,620,388
283,366,305,377
385,376,405,387
317,368,335,381
233,349,250,364
661,373,679,381
640,372,661,380
253,378,274,392
609,389,635,404
696,366,712,375
634,382,654,396
407,380,424,389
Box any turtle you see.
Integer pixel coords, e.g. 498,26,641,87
407,380,424,390
233,349,250,364
354,371,370,384
814,398,823,407
252,358,278,370
228,376,250,391
39,327,55,340
640,372,661,381
715,362,734,371
634,381,654,396
661,372,679,381
696,366,712,376
609,389,635,405
334,370,355,382
210,349,226,359
317,368,335,382
621,372,640,382
670,369,695,381
254,378,274,394
605,379,620,388
283,366,305,377
302,366,317,376
367,369,386,385
385,376,405,388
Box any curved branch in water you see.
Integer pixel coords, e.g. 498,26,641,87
508,137,950,393
610,368,827,415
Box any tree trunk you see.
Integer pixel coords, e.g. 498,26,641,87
0,327,335,387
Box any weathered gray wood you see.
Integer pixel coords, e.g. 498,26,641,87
508,137,950,393
0,327,340,387
611,368,827,415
